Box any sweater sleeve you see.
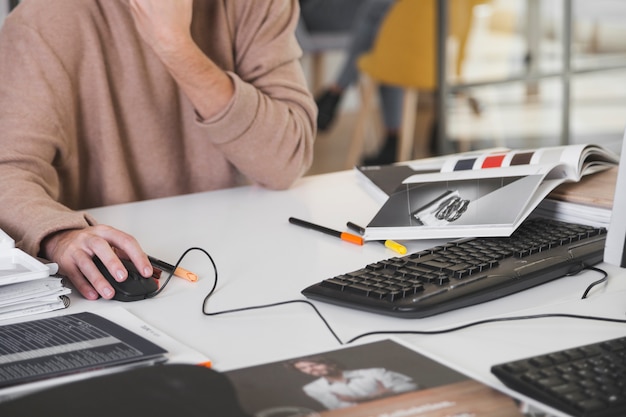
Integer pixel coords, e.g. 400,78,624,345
0,17,94,256
194,0,317,190
0,0,317,256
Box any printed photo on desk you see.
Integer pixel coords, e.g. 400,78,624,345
224,339,526,417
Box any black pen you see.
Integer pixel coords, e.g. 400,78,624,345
289,217,363,245
346,221,407,255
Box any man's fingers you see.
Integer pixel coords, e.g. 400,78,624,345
63,264,103,300
90,225,152,279
73,250,123,299
43,225,151,300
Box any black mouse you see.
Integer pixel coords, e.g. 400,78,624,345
93,256,159,302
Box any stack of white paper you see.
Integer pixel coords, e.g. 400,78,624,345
0,228,71,320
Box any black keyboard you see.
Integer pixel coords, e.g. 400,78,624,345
491,336,626,417
302,218,606,318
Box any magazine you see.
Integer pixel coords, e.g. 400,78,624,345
0,306,211,402
361,144,618,241
355,148,506,203
224,339,528,417
0,310,168,401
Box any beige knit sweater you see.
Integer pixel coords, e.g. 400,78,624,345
0,0,316,256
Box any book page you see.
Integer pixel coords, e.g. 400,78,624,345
0,307,211,402
0,278,68,307
548,166,616,209
364,166,550,240
0,312,168,390
439,144,617,180
0,249,50,286
0,295,70,321
95,306,211,367
354,145,617,204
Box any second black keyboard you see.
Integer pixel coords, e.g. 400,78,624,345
491,336,626,417
302,217,607,318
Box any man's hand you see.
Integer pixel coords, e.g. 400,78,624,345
41,225,153,300
128,0,194,56
127,0,234,120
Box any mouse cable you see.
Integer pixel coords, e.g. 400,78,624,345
147,246,218,299
144,246,341,346
185,246,344,344
202,299,343,345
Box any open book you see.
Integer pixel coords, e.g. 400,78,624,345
533,166,617,228
362,144,619,241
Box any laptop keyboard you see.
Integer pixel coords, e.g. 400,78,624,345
301,218,606,318
491,336,626,417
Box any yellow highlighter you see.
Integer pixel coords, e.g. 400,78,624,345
383,239,407,255
346,222,407,255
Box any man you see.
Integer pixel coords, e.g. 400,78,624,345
288,356,418,410
0,1,315,300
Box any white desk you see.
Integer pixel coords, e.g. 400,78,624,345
63,170,626,416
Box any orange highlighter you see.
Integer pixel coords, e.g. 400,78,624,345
288,217,363,246
148,256,199,282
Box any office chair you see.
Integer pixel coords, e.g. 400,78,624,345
346,0,489,168
295,16,352,95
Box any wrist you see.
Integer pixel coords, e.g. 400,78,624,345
39,229,71,260
150,30,195,62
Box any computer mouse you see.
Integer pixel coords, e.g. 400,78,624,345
93,256,159,302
